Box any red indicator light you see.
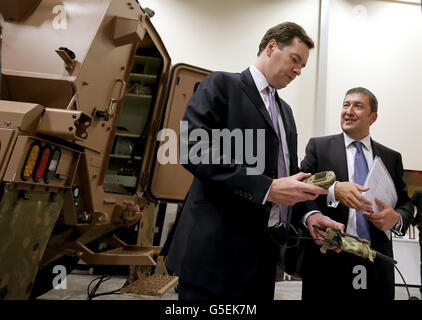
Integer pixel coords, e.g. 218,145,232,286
34,146,52,182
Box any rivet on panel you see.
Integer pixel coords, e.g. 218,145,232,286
0,274,10,288
23,237,31,249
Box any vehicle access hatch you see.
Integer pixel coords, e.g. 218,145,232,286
145,63,210,202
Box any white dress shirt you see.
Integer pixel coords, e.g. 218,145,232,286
327,133,374,236
248,66,290,227
324,133,400,239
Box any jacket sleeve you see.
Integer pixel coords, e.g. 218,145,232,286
180,72,272,206
291,138,321,228
392,153,413,234
411,190,422,226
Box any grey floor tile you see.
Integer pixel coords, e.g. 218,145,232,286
36,273,421,301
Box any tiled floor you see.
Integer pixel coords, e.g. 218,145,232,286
37,272,421,301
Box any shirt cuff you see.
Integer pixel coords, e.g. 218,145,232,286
327,181,340,208
301,210,322,228
392,214,403,235
262,185,271,205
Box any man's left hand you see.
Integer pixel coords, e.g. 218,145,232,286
307,212,344,252
363,198,400,231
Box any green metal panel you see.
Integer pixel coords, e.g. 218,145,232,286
0,185,64,299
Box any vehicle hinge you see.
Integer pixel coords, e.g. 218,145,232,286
151,119,160,136
160,72,168,85
140,171,150,187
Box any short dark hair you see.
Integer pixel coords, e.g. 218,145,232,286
257,22,314,56
345,87,378,113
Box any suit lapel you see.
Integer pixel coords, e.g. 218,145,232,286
334,133,351,225
371,138,382,159
335,133,349,181
274,90,293,140
240,69,276,133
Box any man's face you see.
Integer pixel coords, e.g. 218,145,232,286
341,92,377,139
264,37,309,89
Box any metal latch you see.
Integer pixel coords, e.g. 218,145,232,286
55,47,76,72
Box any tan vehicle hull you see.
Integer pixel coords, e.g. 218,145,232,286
0,0,209,299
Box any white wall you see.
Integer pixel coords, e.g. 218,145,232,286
140,0,422,169
140,0,320,155
325,0,422,170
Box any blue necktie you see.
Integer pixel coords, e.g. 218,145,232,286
353,141,371,241
267,86,288,225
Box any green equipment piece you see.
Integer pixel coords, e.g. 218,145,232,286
303,171,336,189
316,226,396,265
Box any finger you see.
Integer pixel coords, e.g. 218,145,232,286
366,211,384,221
294,172,312,180
336,223,345,233
357,194,373,206
314,239,325,246
350,193,373,212
374,197,387,208
309,225,325,242
363,212,376,223
307,191,326,199
355,184,370,192
300,193,318,202
358,203,373,212
308,227,318,242
328,245,341,252
296,191,325,203
301,183,329,195
349,194,368,212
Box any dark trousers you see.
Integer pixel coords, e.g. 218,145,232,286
177,227,283,301
178,278,276,301
178,279,231,300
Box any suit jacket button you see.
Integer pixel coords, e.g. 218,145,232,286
273,140,279,148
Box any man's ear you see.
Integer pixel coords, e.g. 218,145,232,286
369,112,378,125
266,39,277,57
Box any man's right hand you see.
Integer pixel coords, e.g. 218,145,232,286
334,181,373,212
267,172,328,206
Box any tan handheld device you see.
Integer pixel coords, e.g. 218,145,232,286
303,171,336,189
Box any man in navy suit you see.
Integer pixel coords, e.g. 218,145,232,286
165,22,343,300
300,87,413,300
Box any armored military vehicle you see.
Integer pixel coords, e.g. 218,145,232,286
0,0,209,299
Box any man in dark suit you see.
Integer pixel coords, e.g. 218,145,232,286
410,190,422,295
300,87,413,300
165,22,343,300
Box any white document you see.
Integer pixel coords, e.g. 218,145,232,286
362,156,397,239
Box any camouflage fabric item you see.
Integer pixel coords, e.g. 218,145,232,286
0,186,64,299
320,227,376,262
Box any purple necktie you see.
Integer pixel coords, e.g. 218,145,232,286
353,141,371,241
267,86,288,225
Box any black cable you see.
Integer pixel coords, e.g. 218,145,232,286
268,221,333,249
394,264,420,300
87,274,123,300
